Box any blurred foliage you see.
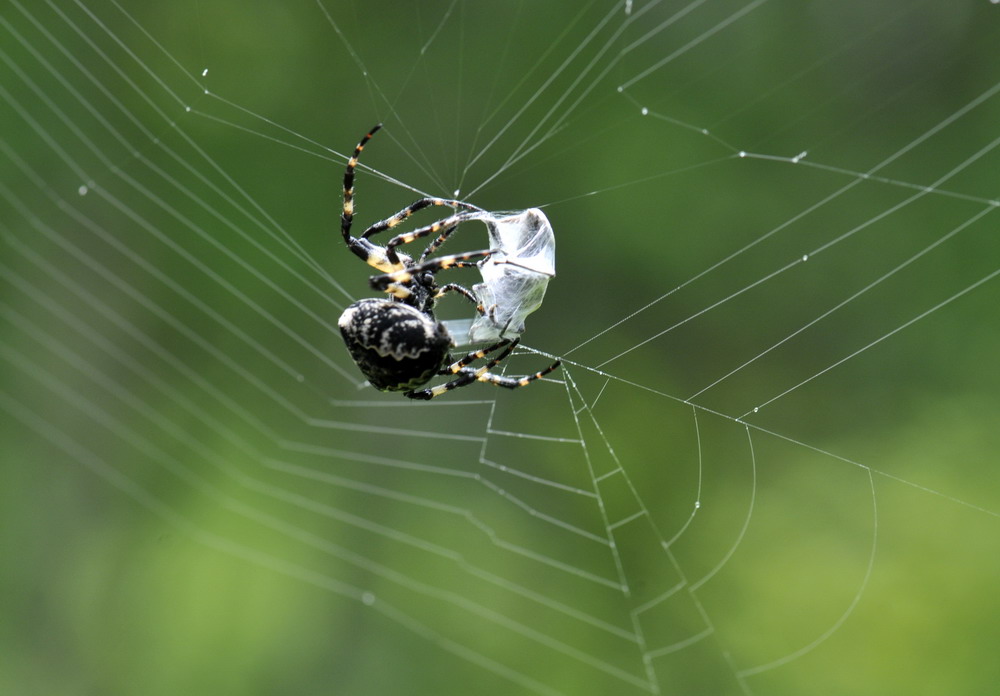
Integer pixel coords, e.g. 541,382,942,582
2,1,999,695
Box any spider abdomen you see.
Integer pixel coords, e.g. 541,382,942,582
338,298,452,391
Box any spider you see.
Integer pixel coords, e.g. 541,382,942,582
336,124,561,400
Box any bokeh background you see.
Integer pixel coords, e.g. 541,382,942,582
3,1,999,694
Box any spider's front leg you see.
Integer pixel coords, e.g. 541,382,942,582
434,283,484,313
370,249,494,301
383,211,485,262
361,199,483,242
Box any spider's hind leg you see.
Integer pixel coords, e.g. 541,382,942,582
405,339,561,400
439,339,513,375
406,340,517,400
341,125,379,244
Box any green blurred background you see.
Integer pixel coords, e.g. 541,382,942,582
2,1,999,694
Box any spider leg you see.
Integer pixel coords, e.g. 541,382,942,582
439,339,513,375
340,124,401,271
407,340,517,400
474,360,562,390
341,125,379,243
466,339,561,388
434,283,484,313
360,199,483,240
405,339,561,400
418,218,469,262
370,248,494,296
382,210,486,262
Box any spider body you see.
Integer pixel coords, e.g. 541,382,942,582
338,299,451,391
336,124,560,399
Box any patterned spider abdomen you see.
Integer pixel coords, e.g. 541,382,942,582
338,298,452,391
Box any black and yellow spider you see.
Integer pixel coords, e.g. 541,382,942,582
336,124,561,400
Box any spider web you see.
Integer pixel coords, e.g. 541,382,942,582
2,1,999,695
